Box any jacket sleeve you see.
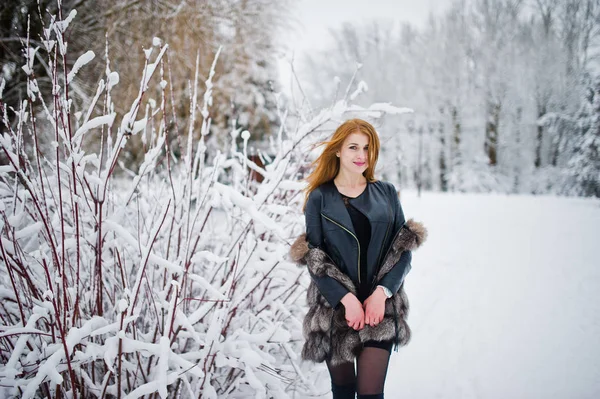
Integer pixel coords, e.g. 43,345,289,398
377,182,412,295
305,189,350,309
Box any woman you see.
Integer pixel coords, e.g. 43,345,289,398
289,119,427,399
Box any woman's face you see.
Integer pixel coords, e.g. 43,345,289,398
336,131,369,175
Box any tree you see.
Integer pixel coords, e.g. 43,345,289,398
99,0,291,163
1,0,292,168
295,0,599,196
0,0,102,120
566,75,600,197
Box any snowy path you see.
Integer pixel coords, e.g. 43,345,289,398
305,192,600,399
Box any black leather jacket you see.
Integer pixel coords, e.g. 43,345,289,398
304,179,412,309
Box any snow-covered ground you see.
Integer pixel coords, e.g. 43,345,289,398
307,191,600,399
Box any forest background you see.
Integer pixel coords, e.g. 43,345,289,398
2,0,599,197
0,0,598,398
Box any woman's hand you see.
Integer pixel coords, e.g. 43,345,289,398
340,293,365,330
363,287,387,327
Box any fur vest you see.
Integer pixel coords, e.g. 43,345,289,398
289,219,427,365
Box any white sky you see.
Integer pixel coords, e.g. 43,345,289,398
277,0,452,91
288,0,447,53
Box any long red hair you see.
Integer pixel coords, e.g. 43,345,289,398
302,118,381,212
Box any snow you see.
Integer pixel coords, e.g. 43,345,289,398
107,71,119,90
125,372,179,399
2,4,598,396
54,9,77,33
213,182,287,237
42,39,55,52
157,336,170,398
103,218,183,275
140,45,169,91
14,221,42,240
131,117,147,135
349,80,368,101
191,250,229,264
3,112,598,399
302,191,600,398
368,102,414,115
4,313,47,378
0,163,12,175
19,317,108,399
72,112,116,144
186,273,228,301
67,50,95,84
243,366,266,396
21,47,39,76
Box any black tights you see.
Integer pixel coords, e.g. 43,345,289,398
326,346,391,399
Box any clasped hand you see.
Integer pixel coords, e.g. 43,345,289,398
340,288,387,331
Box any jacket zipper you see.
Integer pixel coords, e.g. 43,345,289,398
321,212,361,284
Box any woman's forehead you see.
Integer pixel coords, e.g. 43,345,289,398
344,131,370,145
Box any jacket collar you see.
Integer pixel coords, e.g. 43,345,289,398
319,180,384,237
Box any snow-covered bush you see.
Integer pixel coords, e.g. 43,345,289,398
0,7,411,399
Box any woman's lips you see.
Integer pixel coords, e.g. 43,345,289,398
354,162,365,166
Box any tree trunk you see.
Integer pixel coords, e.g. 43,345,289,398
417,126,423,197
535,104,546,168
438,121,448,191
485,101,500,165
513,106,523,193
452,106,461,165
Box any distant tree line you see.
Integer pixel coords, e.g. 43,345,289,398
300,0,600,197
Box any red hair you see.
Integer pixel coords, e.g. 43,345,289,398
302,118,380,212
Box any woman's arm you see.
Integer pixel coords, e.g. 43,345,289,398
377,182,412,295
305,189,350,309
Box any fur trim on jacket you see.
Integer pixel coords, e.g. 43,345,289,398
289,219,427,365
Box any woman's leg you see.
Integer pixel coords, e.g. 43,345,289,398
356,345,391,399
326,358,356,399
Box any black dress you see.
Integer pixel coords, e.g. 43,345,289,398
339,192,394,352
339,193,371,302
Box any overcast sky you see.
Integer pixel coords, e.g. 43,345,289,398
277,0,452,90
288,0,448,53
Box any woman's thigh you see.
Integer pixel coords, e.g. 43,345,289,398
356,346,392,394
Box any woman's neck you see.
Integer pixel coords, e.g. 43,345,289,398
334,173,367,188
